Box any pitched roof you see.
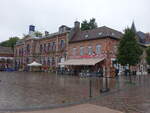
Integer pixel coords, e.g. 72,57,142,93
70,26,123,42
137,31,150,44
137,31,146,39
0,46,13,54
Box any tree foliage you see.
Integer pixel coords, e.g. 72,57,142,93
0,37,20,49
23,31,43,39
34,31,43,37
81,18,98,31
146,47,150,65
117,28,143,66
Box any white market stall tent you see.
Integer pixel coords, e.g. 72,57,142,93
27,61,42,67
27,61,42,72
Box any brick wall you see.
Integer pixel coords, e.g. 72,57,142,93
68,38,119,60
14,33,68,70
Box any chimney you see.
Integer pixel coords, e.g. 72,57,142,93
29,25,35,35
45,31,49,36
74,21,80,29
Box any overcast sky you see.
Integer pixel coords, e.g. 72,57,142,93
0,0,149,42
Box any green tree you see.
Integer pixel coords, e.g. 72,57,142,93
0,37,20,49
146,47,150,65
117,28,143,81
89,18,98,29
23,34,30,39
23,31,43,39
81,18,98,31
34,31,43,37
81,20,90,31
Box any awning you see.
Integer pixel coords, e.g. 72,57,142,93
27,61,42,67
58,58,104,66
0,57,13,60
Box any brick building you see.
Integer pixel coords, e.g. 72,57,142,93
0,46,13,70
60,22,123,77
136,31,150,73
14,25,71,71
14,21,149,75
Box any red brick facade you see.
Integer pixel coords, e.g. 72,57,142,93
14,22,122,75
0,46,14,69
14,32,69,71
68,37,119,77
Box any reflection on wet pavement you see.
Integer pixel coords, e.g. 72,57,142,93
91,75,150,113
0,72,119,110
0,72,150,113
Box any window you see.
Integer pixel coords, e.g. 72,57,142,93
40,44,43,53
19,49,21,56
52,42,56,51
98,32,102,35
27,44,30,53
80,47,84,56
26,58,29,63
52,57,55,65
112,32,115,36
88,46,92,55
114,45,117,53
50,42,53,51
96,45,101,54
60,40,65,48
43,58,46,65
85,34,88,38
44,44,46,52
48,43,51,51
72,48,77,56
47,57,51,66
40,58,42,64
21,48,24,56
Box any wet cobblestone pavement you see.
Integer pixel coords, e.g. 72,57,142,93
0,72,150,113
0,72,121,110
90,75,150,113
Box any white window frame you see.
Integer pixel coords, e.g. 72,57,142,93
80,47,84,56
72,48,77,56
96,44,101,54
88,46,92,55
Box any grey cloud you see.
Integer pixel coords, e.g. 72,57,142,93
0,0,149,41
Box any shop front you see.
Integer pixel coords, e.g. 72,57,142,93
0,57,13,71
58,58,105,77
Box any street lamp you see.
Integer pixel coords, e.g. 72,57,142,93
89,77,92,98
100,50,110,93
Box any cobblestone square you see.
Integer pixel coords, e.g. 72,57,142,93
0,72,150,113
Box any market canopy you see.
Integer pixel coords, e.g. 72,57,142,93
58,58,105,66
27,61,42,67
0,57,13,60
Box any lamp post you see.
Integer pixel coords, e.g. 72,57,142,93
89,77,92,98
100,50,110,93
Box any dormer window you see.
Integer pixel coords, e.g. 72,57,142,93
85,34,88,38
112,32,115,36
98,32,102,35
